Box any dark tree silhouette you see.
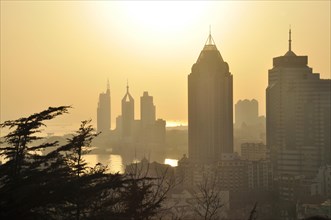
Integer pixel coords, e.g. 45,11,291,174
191,175,225,220
121,160,177,220
56,119,99,220
248,202,258,220
0,106,70,180
0,106,176,220
0,106,70,219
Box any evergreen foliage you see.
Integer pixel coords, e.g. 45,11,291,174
0,106,172,220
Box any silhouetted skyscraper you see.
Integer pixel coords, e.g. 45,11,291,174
121,83,134,138
97,80,111,133
137,91,166,147
188,32,233,163
140,91,156,128
266,29,331,178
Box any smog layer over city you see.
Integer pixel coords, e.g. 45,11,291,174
0,1,330,220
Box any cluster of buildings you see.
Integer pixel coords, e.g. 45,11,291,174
96,81,166,162
96,29,330,219
234,99,266,154
176,30,330,219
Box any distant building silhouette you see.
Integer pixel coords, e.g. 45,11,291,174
266,29,331,179
121,83,134,138
139,92,166,145
97,80,111,134
235,99,259,127
113,87,166,161
154,119,166,144
188,32,233,163
140,91,156,128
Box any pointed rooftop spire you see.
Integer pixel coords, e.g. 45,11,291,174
107,78,110,90
205,25,216,46
196,27,224,62
123,80,134,102
289,26,292,51
201,26,218,53
284,26,296,56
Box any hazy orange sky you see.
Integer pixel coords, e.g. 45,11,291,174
1,1,330,129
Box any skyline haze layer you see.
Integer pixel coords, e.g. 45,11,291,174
1,1,330,128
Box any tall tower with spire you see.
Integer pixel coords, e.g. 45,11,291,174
121,82,134,138
266,29,331,179
97,79,111,133
188,31,233,164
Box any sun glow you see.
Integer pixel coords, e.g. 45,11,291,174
120,1,210,34
166,121,187,127
164,159,178,167
85,1,211,40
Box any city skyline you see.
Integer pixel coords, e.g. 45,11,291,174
1,1,330,128
1,2,330,219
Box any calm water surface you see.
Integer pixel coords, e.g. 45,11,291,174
84,154,125,174
84,154,178,174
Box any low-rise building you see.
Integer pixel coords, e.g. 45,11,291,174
216,154,248,193
241,142,267,161
314,165,331,198
247,160,273,191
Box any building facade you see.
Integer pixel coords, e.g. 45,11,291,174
188,33,233,164
266,29,331,179
216,154,248,193
315,165,331,198
247,160,273,191
241,142,267,161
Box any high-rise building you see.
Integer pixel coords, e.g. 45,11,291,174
188,32,233,163
139,91,166,145
140,91,156,128
97,80,111,133
121,83,134,138
235,99,259,127
266,29,331,178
